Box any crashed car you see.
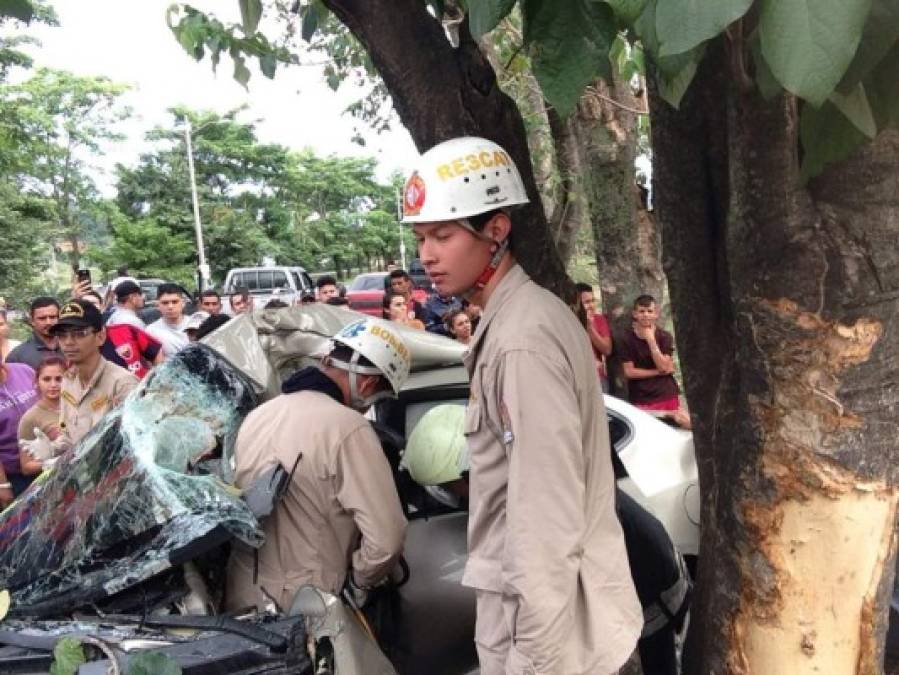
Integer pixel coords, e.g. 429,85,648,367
0,305,699,674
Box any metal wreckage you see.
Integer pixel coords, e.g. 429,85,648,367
0,306,470,675
0,305,701,674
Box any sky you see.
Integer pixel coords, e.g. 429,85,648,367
20,0,419,192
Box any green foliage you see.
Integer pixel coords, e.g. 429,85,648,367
468,0,517,38
0,0,33,22
836,0,899,93
523,0,617,117
799,101,869,182
126,651,183,675
760,0,873,106
167,4,295,88
49,637,86,675
603,0,648,28
655,0,752,57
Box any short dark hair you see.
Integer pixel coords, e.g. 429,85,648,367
194,314,231,341
443,307,468,334
388,269,410,281
382,290,405,319
316,275,337,289
156,283,182,299
326,297,349,306
633,294,657,309
575,282,593,295
265,299,289,308
199,289,221,301
30,297,59,315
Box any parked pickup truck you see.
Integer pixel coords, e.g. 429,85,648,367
222,266,315,312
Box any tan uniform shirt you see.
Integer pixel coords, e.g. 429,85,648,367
226,389,406,613
60,358,138,448
462,263,642,675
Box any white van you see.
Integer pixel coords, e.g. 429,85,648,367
222,266,315,313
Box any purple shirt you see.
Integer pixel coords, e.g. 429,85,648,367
0,363,37,474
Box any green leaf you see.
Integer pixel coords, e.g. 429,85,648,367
635,0,704,107
523,0,617,117
469,0,517,38
233,55,251,88
837,0,899,93
829,83,877,138
750,37,781,100
799,100,868,182
301,2,322,42
864,41,899,129
759,0,873,106
49,637,86,675
126,651,183,675
656,0,752,57
259,53,277,78
0,0,34,22
238,0,262,35
603,0,648,27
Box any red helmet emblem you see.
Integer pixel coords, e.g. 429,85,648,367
403,172,426,217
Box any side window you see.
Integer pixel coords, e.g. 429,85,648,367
257,270,273,290
302,273,314,291
291,271,303,291
272,270,288,289
243,271,259,292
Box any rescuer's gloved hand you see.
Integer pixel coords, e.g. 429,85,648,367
19,428,57,461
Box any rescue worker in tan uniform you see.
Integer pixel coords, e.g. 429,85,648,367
226,316,410,613
403,137,642,675
49,300,137,451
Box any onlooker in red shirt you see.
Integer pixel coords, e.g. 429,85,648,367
576,283,613,392
618,294,691,428
104,281,164,379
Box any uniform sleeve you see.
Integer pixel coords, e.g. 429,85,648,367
497,349,586,672
335,424,407,588
112,372,139,407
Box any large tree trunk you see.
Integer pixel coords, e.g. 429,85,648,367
323,0,570,297
651,38,899,674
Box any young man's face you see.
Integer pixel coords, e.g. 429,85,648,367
318,284,339,302
579,290,596,317
32,305,60,340
632,302,658,328
58,326,105,365
157,292,184,323
230,294,252,314
413,221,494,298
200,295,222,315
390,275,412,298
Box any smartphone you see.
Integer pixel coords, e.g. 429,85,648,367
76,269,92,286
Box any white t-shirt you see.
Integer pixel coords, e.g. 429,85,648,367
147,316,190,356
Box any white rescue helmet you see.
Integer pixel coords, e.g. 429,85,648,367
401,404,469,486
330,317,412,407
401,136,529,224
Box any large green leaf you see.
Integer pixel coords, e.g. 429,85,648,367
469,0,518,38
750,37,782,100
634,0,704,108
829,83,876,138
523,0,617,117
233,54,251,88
603,0,647,27
0,0,34,22
656,0,752,57
49,638,86,675
799,100,868,181
837,0,899,93
301,2,324,42
238,0,262,35
760,0,873,106
864,41,899,129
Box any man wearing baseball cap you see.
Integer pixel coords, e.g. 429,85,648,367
104,280,164,379
52,300,138,449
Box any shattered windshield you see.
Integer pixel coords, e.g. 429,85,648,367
0,345,262,617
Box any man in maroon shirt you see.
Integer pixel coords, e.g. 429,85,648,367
618,295,691,428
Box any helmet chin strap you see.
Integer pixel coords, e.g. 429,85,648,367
329,352,394,410
461,233,508,300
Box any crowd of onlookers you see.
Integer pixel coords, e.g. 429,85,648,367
0,264,688,509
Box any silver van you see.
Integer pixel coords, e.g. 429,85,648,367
222,265,314,312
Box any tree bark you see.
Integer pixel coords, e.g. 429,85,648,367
323,0,571,297
651,38,899,674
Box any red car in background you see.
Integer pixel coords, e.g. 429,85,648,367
345,271,427,317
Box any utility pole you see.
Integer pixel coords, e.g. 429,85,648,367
395,188,407,270
184,121,211,291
